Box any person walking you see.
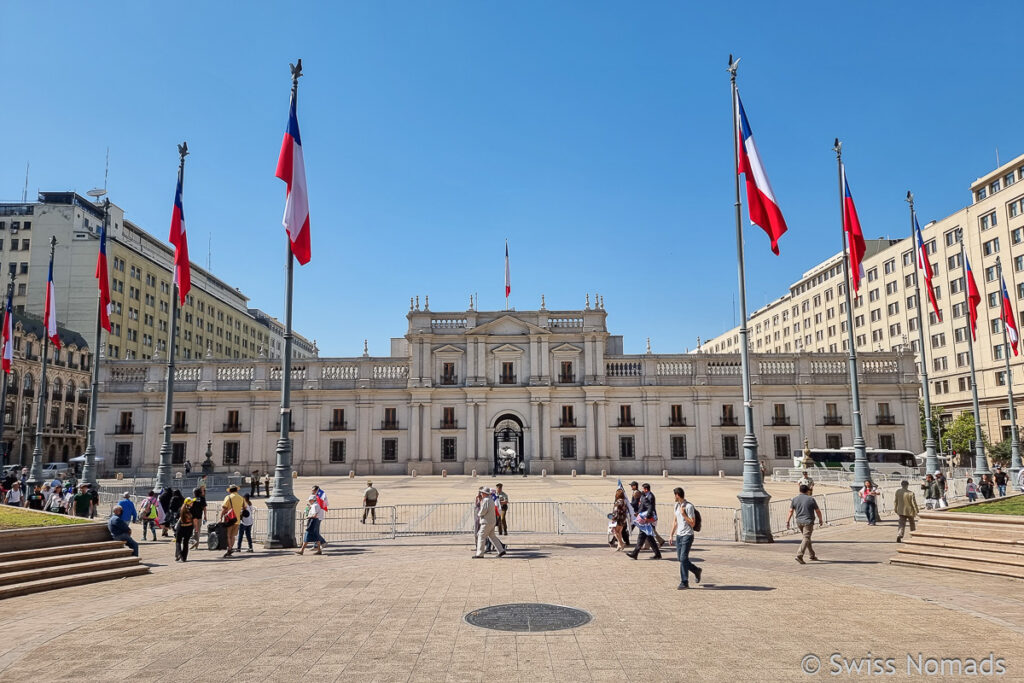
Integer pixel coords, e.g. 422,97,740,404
88,484,100,519
71,484,94,518
108,505,139,557
979,474,995,500
473,487,505,558
118,493,138,524
295,495,325,555
786,484,823,564
174,494,196,562
263,472,271,497
26,484,45,511
966,478,979,502
250,470,259,497
237,493,255,553
158,487,174,537
495,483,509,536
139,491,160,540
935,470,950,507
994,468,1008,497
628,483,663,560
3,481,24,506
610,489,628,551
220,484,245,558
640,483,666,547
167,489,184,530
922,474,941,509
361,481,378,524
798,470,815,495
860,480,879,525
894,480,919,543
669,487,702,589
184,459,192,476
46,485,65,514
189,487,207,550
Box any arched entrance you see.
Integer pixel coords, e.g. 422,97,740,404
493,414,524,475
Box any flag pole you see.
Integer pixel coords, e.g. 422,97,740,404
80,201,107,489
265,60,303,549
958,228,991,478
834,140,871,520
28,236,57,489
729,55,772,543
0,271,13,469
996,255,1021,488
907,192,939,477
156,144,187,491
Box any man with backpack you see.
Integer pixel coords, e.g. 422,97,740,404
669,487,702,589
139,491,160,540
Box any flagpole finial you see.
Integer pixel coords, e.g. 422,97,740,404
906,190,913,204
177,141,188,161
833,138,842,156
290,59,303,86
727,55,740,77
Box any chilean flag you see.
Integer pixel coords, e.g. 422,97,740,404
1,287,12,374
276,88,311,265
44,259,61,350
95,217,111,333
169,168,191,304
736,90,787,255
504,240,511,298
841,164,867,293
915,216,941,321
1001,275,1019,356
965,254,982,341
315,488,328,511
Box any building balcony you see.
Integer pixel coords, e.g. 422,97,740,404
559,418,577,428
669,418,687,427
440,420,458,429
823,415,843,426
771,416,790,426
720,416,738,426
381,420,400,430
617,417,635,427
221,423,243,433
876,415,896,425
327,420,348,431
557,374,575,384
439,375,458,386
499,374,517,385
269,422,301,432
114,424,134,434
172,424,189,434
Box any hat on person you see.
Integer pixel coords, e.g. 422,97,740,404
308,495,317,501
123,491,131,498
629,481,639,487
933,470,942,476
479,486,490,493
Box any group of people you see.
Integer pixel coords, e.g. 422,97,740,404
473,484,508,558
965,467,1015,501
4,478,98,519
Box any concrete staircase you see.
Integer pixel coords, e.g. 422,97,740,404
890,507,1024,580
0,518,149,599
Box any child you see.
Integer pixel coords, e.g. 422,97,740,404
966,477,978,502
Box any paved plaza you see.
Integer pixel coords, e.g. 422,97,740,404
1,477,1022,682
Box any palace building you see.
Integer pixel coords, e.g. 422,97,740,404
95,300,921,476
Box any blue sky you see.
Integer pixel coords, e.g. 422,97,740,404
2,2,1023,356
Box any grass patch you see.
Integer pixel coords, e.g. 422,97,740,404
957,495,1024,516
0,507,93,530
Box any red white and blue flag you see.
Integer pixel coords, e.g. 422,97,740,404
504,240,511,298
735,90,787,255
841,164,867,293
169,167,191,304
1001,275,1019,356
1,287,12,374
44,259,60,350
315,488,328,511
276,88,311,265
965,254,982,340
95,217,111,332
915,216,941,321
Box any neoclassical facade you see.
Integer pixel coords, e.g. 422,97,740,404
95,304,921,476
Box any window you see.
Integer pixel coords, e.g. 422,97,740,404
996,370,1007,386
870,309,881,322
560,436,577,459
619,436,635,459
994,345,1004,361
984,238,1000,255
383,407,398,429
825,434,842,449
171,442,186,464
889,323,901,337
721,404,736,426
883,259,896,275
952,302,965,318
223,441,239,466
382,439,398,461
991,180,1001,194
957,377,970,392
869,289,879,302
867,268,878,282
887,302,900,316
669,404,684,426
1014,227,1023,244
988,291,1000,308
722,435,739,458
560,405,575,427
558,361,574,383
330,440,346,463
947,253,961,270
774,434,790,460
441,407,456,429
945,230,957,246
114,443,132,468
931,333,945,348
441,362,456,385
331,408,346,430
500,361,515,384
670,435,687,459
226,409,240,431
976,188,987,201
957,351,970,367
878,434,896,450
441,437,457,461
951,277,964,294
980,211,997,230
954,327,967,343
992,319,1002,334
933,356,947,371
619,404,634,427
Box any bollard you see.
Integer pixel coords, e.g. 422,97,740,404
471,469,477,478
541,469,547,477
662,470,668,478
116,472,124,480
292,471,298,478
411,470,417,477
718,470,725,478
348,470,355,478
175,472,182,479
601,469,607,478
234,471,241,477
442,469,447,478
571,469,577,478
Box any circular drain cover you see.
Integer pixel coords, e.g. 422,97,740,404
464,603,592,632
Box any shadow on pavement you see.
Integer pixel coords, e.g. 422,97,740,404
699,584,776,591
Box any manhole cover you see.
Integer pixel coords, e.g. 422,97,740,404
464,603,592,632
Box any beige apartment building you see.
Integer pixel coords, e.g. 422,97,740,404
704,153,1024,444
0,192,315,363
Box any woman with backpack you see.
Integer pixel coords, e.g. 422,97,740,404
174,494,196,562
158,488,174,537
610,489,628,551
47,485,65,514
237,493,255,553
140,491,160,540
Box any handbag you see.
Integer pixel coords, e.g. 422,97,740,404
223,508,237,526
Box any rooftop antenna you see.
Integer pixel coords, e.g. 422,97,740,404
104,147,110,193
22,162,29,202
207,232,212,271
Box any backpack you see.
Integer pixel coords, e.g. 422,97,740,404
179,498,194,526
691,506,702,533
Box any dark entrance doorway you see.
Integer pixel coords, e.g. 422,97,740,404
493,414,523,475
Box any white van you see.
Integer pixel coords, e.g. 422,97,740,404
41,463,68,478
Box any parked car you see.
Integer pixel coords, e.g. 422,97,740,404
41,463,69,479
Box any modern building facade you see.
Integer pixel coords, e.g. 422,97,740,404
0,192,315,363
702,153,1024,444
1,313,92,466
95,302,921,477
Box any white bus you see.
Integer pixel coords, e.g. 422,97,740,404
792,447,920,476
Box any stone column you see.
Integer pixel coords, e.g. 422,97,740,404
477,341,486,384
410,402,421,462
530,400,540,466
540,338,550,380
466,401,477,460
586,401,597,461
596,400,607,459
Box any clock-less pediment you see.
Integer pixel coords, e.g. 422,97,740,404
471,315,549,337
492,343,525,356
433,344,465,355
551,343,582,354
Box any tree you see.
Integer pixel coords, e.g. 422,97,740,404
918,400,945,446
988,438,1012,466
944,412,988,466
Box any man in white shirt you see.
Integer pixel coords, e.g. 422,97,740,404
4,481,24,506
473,487,505,558
669,487,701,589
361,481,378,524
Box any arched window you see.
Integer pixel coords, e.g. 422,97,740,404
7,370,17,391
66,380,75,401
64,409,73,429
77,409,85,427
50,407,59,428
52,377,62,400
22,373,33,392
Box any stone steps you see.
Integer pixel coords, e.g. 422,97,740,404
0,564,151,600
0,555,144,588
897,544,1024,569
904,534,1024,553
0,541,128,565
890,555,1024,580
0,547,134,575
